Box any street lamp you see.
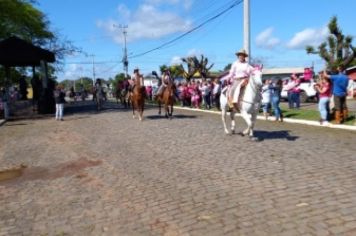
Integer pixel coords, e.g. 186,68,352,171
113,24,129,77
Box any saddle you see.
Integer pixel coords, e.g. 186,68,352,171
227,85,247,111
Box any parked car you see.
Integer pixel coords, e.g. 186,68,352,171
280,77,317,103
347,80,356,98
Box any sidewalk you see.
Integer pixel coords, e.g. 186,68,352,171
173,105,356,131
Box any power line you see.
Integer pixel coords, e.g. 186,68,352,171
128,0,243,59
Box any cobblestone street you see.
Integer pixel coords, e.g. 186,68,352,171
1,102,356,235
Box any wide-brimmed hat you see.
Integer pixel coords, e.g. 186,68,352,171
235,49,248,57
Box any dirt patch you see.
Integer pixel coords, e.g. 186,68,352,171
0,166,26,182
0,158,102,185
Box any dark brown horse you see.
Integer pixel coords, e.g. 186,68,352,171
131,76,145,121
156,80,176,119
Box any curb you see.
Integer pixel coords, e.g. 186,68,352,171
0,119,6,127
172,106,356,132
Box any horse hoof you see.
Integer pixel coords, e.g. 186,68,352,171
249,136,259,142
237,132,245,137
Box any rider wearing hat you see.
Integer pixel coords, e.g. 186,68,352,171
155,69,172,98
227,49,254,108
129,68,144,94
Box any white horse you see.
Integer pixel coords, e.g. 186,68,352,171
220,66,263,139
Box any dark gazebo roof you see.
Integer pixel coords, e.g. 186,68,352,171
0,36,55,67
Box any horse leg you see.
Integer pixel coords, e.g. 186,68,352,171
139,108,143,121
230,109,236,134
249,110,259,137
170,102,173,118
241,111,252,137
220,95,229,134
132,102,136,119
164,103,169,118
158,100,161,115
139,101,144,121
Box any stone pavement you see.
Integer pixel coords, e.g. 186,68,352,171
0,102,356,235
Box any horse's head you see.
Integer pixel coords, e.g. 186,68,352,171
251,64,263,88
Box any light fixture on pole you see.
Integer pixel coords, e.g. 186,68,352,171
114,24,129,77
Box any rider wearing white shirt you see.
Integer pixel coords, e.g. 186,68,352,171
155,70,172,97
227,49,254,107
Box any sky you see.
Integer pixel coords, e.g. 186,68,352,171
36,0,356,81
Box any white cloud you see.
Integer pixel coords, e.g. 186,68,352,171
117,4,131,19
144,0,193,9
170,56,182,65
255,27,281,49
286,26,328,49
145,0,180,5
183,0,193,10
186,48,203,57
63,64,81,80
97,3,192,43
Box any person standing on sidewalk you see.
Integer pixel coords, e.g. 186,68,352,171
314,72,332,125
212,78,221,110
285,74,301,109
270,78,284,122
261,79,272,120
54,85,66,121
323,66,349,124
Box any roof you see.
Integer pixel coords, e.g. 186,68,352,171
0,36,55,67
263,67,305,75
346,65,356,73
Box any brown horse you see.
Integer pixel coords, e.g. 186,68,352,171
131,77,145,121
156,81,176,119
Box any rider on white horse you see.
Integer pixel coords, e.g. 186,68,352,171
226,49,254,109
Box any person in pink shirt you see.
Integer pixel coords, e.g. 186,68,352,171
285,74,301,109
227,49,254,108
314,72,332,125
303,67,313,82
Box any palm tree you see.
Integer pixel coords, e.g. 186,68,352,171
196,55,214,79
306,16,356,71
181,56,199,81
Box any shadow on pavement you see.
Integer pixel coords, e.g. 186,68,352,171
145,114,198,120
5,123,32,126
254,130,299,141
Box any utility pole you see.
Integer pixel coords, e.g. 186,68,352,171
243,0,250,63
114,24,129,77
90,54,96,86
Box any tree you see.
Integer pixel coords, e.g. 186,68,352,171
157,64,184,79
112,73,126,90
181,56,199,81
196,55,214,79
76,77,93,91
306,16,356,71
170,64,184,78
224,63,232,71
0,0,77,77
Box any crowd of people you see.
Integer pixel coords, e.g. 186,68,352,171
0,53,351,126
